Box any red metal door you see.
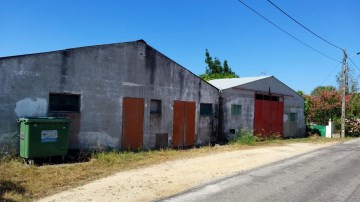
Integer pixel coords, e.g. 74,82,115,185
263,100,271,134
254,99,283,136
272,101,284,135
172,100,196,147
122,97,144,150
254,100,270,135
254,99,264,135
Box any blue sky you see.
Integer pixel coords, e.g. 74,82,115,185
1,0,359,94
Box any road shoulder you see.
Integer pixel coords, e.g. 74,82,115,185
39,143,335,202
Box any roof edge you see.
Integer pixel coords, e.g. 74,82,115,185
0,39,147,59
144,43,219,91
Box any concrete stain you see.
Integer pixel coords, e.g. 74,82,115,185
14,97,47,118
145,45,156,86
60,50,70,91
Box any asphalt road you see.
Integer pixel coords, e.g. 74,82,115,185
162,139,360,202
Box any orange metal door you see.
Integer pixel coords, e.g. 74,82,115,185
172,100,196,147
173,101,185,147
122,97,144,150
185,102,196,146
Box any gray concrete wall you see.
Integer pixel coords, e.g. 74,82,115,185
220,76,305,139
0,40,219,153
220,89,255,140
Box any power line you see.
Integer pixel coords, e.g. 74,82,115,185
348,56,360,72
236,0,340,63
266,0,343,51
319,62,342,86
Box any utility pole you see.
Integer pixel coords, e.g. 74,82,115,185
341,49,347,138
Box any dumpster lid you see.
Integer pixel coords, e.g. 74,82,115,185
17,117,71,123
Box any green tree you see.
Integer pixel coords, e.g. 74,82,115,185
297,90,309,122
307,87,342,125
200,49,239,81
297,90,304,96
336,66,359,93
348,93,360,118
310,85,336,96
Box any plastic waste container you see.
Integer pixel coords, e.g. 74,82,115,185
18,117,70,164
309,124,326,137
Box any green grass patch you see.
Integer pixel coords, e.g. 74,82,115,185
230,128,256,145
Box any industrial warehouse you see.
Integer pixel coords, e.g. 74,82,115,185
0,40,305,153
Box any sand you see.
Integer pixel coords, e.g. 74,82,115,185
39,143,333,202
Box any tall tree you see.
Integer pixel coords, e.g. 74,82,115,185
336,66,359,93
200,49,239,81
307,87,342,125
348,93,360,118
310,85,336,96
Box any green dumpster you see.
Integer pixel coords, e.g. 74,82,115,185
309,124,326,137
18,117,70,162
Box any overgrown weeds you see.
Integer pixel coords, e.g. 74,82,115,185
230,128,283,145
230,128,257,145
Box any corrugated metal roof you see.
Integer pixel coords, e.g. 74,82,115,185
208,76,272,90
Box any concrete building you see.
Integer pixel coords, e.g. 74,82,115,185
209,76,305,140
0,40,220,153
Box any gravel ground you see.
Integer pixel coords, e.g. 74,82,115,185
39,143,334,202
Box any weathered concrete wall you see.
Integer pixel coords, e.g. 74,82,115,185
220,76,305,139
0,40,219,153
220,89,254,140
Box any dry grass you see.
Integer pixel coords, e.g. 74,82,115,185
0,136,353,201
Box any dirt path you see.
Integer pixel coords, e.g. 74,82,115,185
39,143,334,202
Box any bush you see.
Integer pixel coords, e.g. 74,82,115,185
346,118,360,137
230,128,256,145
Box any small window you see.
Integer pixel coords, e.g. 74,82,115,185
256,94,263,100
49,93,80,112
231,104,241,116
200,103,212,116
290,113,296,122
271,96,279,101
229,129,236,134
263,95,270,100
256,94,282,102
150,99,161,114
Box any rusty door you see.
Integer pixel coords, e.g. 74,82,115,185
185,102,196,146
254,98,283,136
173,100,196,147
122,97,144,150
173,101,185,147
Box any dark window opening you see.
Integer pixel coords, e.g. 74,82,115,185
150,99,161,114
256,94,282,102
200,103,212,116
231,104,241,116
49,93,80,112
271,96,280,101
255,94,263,100
229,129,236,134
290,113,296,122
